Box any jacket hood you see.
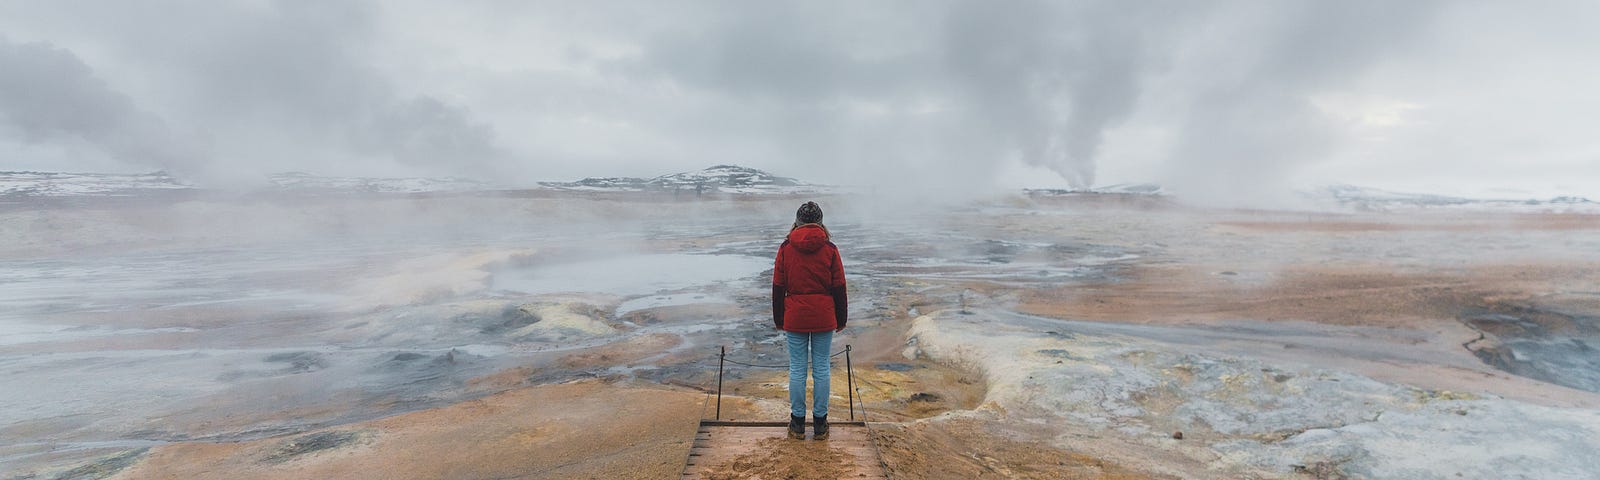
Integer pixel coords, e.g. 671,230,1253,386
787,224,830,253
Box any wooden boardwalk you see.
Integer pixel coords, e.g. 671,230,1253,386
682,421,889,479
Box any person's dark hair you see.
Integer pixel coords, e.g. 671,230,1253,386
796,201,823,224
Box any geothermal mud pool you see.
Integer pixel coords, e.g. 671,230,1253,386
2,193,1599,479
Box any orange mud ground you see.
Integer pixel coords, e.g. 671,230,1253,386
872,418,1161,480
116,381,705,480
1018,262,1600,330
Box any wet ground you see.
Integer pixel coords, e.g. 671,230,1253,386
2,192,1598,479
1459,298,1600,393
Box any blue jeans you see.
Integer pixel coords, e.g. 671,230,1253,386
786,331,832,418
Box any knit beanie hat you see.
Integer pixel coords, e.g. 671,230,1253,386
796,201,823,224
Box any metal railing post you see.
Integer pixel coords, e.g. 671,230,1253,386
845,344,855,422
716,345,725,420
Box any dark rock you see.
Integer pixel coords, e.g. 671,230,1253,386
908,392,941,403
1172,431,1183,440
1464,310,1600,393
264,351,327,373
876,362,917,372
473,305,541,334
262,431,364,463
390,352,428,362
49,448,146,480
1036,349,1080,360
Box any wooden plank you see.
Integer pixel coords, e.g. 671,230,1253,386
698,420,868,427
681,424,888,479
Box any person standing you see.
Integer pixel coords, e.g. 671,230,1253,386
772,201,847,440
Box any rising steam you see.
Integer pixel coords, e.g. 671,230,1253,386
9,0,1594,202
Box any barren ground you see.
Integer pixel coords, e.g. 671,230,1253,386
6,193,1598,479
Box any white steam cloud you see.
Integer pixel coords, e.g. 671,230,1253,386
0,36,202,173
1,0,1595,201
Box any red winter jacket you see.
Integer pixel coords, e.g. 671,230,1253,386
772,223,847,333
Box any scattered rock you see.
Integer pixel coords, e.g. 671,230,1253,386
1414,389,1479,402
262,431,365,463
1291,460,1350,480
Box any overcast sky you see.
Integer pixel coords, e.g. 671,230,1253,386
1,0,1596,202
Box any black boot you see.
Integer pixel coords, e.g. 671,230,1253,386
812,414,829,440
787,414,805,440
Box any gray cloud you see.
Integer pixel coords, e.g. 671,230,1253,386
0,36,202,172
593,0,1446,197
0,0,504,181
154,1,504,177
606,0,1176,191
1158,0,1445,204
1,0,1595,200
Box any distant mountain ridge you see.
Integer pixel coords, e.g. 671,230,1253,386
0,165,826,197
1023,183,1165,196
268,172,489,194
1313,184,1597,212
540,164,823,194
0,171,191,197
1023,182,1597,212
3,169,1592,211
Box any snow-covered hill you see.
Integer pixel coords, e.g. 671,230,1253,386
2,165,829,198
1024,182,1596,213
542,164,829,194
1311,185,1598,212
0,171,193,197
268,172,490,194
1023,183,1166,196
0,170,491,197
